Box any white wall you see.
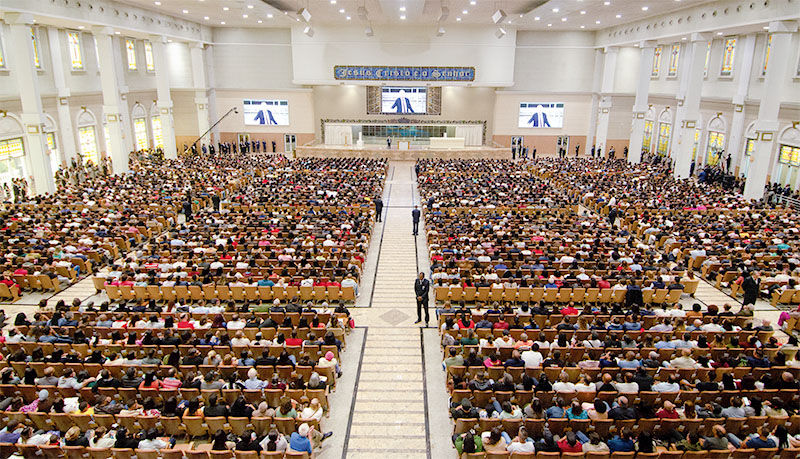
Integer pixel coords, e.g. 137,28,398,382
290,24,516,87
211,28,295,90
512,32,597,93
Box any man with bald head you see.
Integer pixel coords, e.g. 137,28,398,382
608,396,637,420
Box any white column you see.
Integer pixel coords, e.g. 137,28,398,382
728,34,756,176
595,47,618,154
669,39,696,161
743,21,798,200
110,35,134,154
5,13,54,195
45,27,78,166
628,41,657,164
585,49,603,154
205,45,220,145
93,26,128,174
149,35,177,158
673,33,712,179
190,42,210,146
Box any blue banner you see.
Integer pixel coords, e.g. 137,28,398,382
334,65,475,82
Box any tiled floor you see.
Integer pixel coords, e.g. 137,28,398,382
1,160,793,459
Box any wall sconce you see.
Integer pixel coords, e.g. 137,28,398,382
0,110,6,117
761,132,773,141
792,121,799,129
716,112,723,117
735,105,743,112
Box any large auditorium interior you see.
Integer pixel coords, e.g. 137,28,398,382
0,0,800,458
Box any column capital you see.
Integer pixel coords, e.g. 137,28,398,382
690,32,712,43
149,34,168,44
603,46,619,54
4,12,35,26
91,26,115,36
190,41,206,50
768,20,798,33
638,40,657,49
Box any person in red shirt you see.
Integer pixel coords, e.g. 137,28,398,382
558,432,583,453
656,401,680,419
285,330,303,347
493,318,509,330
597,278,611,289
176,313,194,329
560,303,579,315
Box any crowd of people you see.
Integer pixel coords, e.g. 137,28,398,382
420,158,800,458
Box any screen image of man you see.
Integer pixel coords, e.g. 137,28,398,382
527,105,551,127
391,90,415,114
253,102,278,125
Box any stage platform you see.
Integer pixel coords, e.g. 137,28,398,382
296,144,509,160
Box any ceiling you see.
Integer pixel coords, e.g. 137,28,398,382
115,0,718,30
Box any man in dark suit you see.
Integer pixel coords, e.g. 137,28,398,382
591,145,595,157
253,103,278,125
414,272,430,325
374,196,383,222
527,105,551,127
426,196,434,211
575,144,580,157
411,205,421,236
531,146,536,159
742,271,760,307
391,90,415,113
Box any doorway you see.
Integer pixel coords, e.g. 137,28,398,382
284,134,297,153
557,136,570,156
238,133,250,145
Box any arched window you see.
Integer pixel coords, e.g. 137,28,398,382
691,114,704,162
0,114,28,188
42,114,61,173
76,109,99,165
740,122,757,178
774,126,800,189
643,107,656,153
150,103,163,149
656,108,672,156
132,104,149,151
705,115,727,166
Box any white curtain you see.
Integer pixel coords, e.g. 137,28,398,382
455,125,483,146
324,124,353,145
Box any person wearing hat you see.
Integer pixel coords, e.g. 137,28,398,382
317,351,341,378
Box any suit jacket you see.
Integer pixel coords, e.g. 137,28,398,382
412,209,421,222
374,198,383,209
414,278,430,297
527,112,551,127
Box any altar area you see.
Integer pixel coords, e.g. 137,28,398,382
296,143,508,160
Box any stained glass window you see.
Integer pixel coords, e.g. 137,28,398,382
46,132,56,151
0,32,5,68
144,41,155,72
762,34,772,76
31,28,41,69
78,126,98,165
126,39,137,70
651,46,662,77
668,44,680,77
657,123,671,156
704,41,712,78
692,129,700,160
151,116,163,148
745,138,755,156
68,32,83,70
0,138,25,160
643,120,654,152
134,118,149,150
706,131,726,166
721,37,736,76
779,145,800,166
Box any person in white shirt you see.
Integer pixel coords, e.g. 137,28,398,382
493,332,515,348
552,372,576,393
574,375,597,393
521,344,544,368
231,331,251,347
341,276,358,296
668,303,686,318
505,427,535,453
299,398,324,422
615,372,639,393
226,315,246,330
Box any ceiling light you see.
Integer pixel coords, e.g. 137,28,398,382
470,0,476,4
295,18,300,21
204,16,209,20
78,25,85,29
339,8,345,13
562,17,567,22
534,16,540,21
167,39,173,43
604,1,611,5
580,11,586,15
220,21,225,24
552,8,559,12
365,25,374,36
399,6,406,12
114,31,120,34
616,14,622,18
330,0,336,3
519,14,524,17
580,25,585,29
463,10,468,14
492,9,507,24
547,23,552,27
634,43,639,47
437,26,446,36
303,26,314,37
247,4,254,9
154,1,161,4
400,15,406,20
346,16,351,20
298,8,312,22
258,20,262,23
495,28,506,38
596,20,601,24
642,6,649,11
242,14,248,18
763,26,769,29
716,32,723,35
456,17,462,21
223,7,229,11
682,37,687,40
182,9,188,14
267,14,273,18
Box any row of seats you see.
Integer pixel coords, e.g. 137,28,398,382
99,283,356,304
433,287,690,305
0,443,310,459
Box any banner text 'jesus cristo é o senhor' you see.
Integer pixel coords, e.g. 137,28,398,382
334,66,475,82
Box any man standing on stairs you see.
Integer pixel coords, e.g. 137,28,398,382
415,272,430,326
412,205,421,236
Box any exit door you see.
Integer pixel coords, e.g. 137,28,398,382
557,136,570,156
284,134,297,153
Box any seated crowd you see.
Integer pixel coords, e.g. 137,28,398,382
419,158,800,458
